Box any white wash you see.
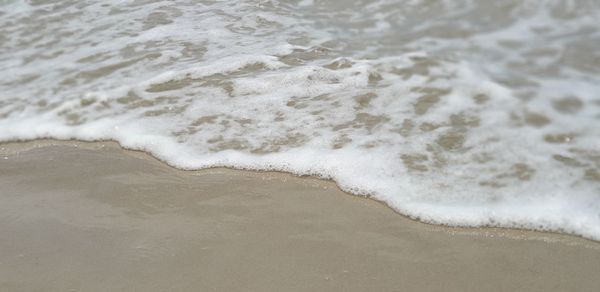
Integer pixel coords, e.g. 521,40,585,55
1,0,599,239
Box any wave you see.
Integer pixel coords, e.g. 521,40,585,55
1,0,599,240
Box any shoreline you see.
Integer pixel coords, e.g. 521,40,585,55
2,139,598,245
1,140,599,291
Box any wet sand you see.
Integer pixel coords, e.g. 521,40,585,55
1,140,599,292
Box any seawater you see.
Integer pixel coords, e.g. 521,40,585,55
1,0,599,240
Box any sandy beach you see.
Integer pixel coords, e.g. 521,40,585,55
0,140,598,291
3,1,600,291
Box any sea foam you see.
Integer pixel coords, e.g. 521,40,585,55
1,0,599,240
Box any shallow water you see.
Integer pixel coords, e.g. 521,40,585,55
0,0,599,239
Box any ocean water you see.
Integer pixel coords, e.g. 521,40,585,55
1,0,599,240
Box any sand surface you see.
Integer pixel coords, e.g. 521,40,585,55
1,141,599,292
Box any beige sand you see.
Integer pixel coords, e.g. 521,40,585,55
1,141,599,292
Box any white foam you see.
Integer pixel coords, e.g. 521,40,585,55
1,0,599,240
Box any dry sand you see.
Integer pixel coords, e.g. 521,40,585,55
1,140,599,292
